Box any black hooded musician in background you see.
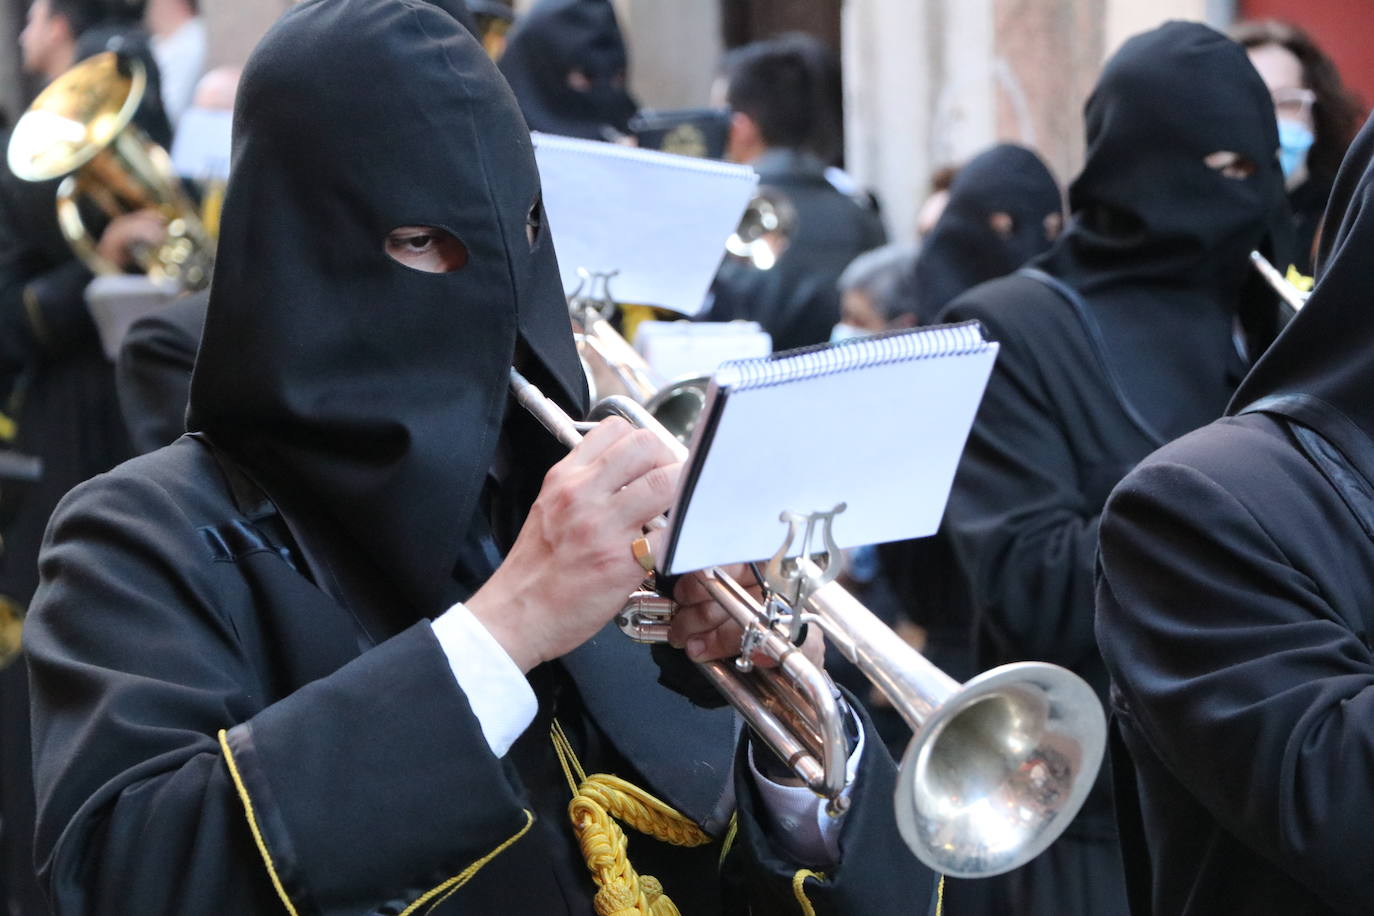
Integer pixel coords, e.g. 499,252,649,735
497,0,638,141
1097,109,1374,916
934,21,1292,916
24,1,931,913
880,142,1063,690
907,143,1063,327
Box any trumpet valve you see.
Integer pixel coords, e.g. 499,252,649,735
615,592,675,644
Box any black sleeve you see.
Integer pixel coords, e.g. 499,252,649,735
27,473,540,916
0,179,97,395
1096,459,1374,913
939,302,1100,668
720,700,935,914
116,306,200,454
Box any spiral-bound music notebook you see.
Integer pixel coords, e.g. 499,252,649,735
662,321,999,575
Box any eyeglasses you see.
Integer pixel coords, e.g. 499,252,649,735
1272,87,1317,120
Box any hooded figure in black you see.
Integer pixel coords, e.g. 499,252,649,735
23,2,930,913
878,144,1062,691
909,143,1062,325
497,0,638,140
933,22,1290,916
1096,109,1374,916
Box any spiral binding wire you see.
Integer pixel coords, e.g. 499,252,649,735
715,320,991,391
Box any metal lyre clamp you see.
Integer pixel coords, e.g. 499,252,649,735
735,503,847,674
569,267,620,324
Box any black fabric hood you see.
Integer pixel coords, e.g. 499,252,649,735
1051,21,1285,289
188,0,587,615
1032,21,1291,444
912,143,1061,324
497,0,638,140
1232,110,1374,486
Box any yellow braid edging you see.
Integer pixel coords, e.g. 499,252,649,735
935,874,946,916
570,796,652,915
552,720,711,916
717,813,739,870
218,729,300,916
399,809,534,915
578,775,712,848
21,286,51,348
791,868,824,916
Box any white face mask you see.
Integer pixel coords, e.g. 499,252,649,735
830,322,871,344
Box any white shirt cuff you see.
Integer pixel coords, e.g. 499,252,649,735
430,603,538,758
748,711,865,866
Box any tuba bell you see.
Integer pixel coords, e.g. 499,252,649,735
7,52,215,291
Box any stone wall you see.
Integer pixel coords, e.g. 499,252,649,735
843,0,1216,244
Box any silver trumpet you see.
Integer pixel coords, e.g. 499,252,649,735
567,270,709,444
509,367,1107,878
1250,250,1309,312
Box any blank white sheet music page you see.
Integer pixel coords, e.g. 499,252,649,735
665,342,998,574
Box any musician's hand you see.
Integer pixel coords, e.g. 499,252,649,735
467,416,681,673
95,209,168,270
668,565,826,669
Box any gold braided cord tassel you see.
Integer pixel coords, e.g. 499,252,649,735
552,721,710,916
577,775,712,848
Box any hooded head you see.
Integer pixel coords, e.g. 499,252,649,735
1230,110,1374,484
188,0,586,613
1034,21,1291,444
1055,21,1288,292
913,144,1062,324
497,0,637,140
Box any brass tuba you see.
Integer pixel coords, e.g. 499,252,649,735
7,52,215,291
509,367,1107,878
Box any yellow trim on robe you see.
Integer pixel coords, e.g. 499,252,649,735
218,729,300,916
219,727,534,916
400,810,534,915
791,868,824,916
21,285,51,348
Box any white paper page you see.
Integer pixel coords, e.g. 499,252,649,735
85,275,178,361
532,132,758,316
666,344,998,574
170,108,233,180
636,320,772,381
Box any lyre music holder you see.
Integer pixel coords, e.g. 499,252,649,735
736,503,846,673
569,267,619,323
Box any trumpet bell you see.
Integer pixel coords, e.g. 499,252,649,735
895,661,1107,878
642,376,708,444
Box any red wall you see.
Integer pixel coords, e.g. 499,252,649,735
1239,0,1374,111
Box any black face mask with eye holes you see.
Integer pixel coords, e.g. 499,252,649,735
1031,21,1293,443
913,143,1063,324
189,0,586,614
498,0,639,140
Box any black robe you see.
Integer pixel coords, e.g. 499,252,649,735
1096,414,1374,916
115,290,207,455
26,434,931,915
932,22,1290,915
934,274,1165,915
1095,91,1374,916
704,148,886,352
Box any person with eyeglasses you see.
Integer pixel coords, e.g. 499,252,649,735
1234,19,1365,276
